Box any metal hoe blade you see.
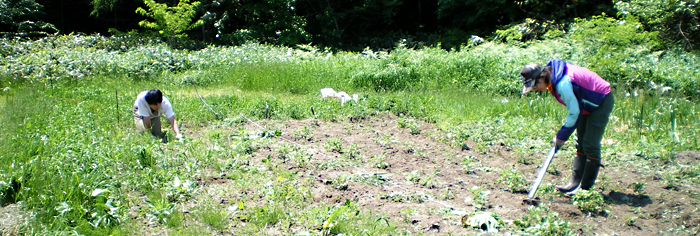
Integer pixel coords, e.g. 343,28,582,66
524,147,558,205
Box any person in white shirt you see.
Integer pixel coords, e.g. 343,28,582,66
133,89,182,141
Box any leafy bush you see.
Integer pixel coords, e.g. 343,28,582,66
616,0,700,50
569,15,660,84
136,0,202,38
0,0,57,38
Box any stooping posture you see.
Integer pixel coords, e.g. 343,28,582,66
520,59,614,195
133,89,183,141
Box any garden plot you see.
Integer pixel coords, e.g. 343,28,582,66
165,112,700,235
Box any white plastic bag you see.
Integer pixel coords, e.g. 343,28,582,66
320,88,336,98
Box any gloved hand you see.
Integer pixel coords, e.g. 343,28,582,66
553,137,565,149
176,133,183,140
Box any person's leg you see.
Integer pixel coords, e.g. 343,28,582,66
557,115,588,193
580,94,614,190
134,106,148,132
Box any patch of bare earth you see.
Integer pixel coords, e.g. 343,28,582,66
193,112,699,235
0,203,24,235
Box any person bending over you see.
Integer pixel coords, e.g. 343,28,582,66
520,59,614,196
133,89,182,141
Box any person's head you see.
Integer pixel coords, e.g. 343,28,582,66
145,89,163,110
520,63,551,94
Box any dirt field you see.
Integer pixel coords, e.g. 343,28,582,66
223,112,700,235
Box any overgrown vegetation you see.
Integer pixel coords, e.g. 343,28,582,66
0,13,699,235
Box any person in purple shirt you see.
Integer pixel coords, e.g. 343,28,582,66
520,59,615,196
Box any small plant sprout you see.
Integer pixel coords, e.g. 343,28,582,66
400,208,417,224
326,174,350,190
441,187,455,200
324,136,343,153
631,182,646,195
405,170,421,183
572,190,608,215
409,122,421,135
276,143,295,162
467,185,491,210
419,170,440,189
397,116,421,134
497,167,528,193
397,116,408,128
341,143,361,160
292,125,313,141
370,152,389,169
461,155,477,172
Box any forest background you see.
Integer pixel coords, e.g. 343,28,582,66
2,0,700,52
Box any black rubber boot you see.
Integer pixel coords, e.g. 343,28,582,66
556,153,586,193
579,156,601,190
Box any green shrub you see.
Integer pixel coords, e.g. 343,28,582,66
570,15,660,87
572,190,608,214
135,0,202,38
616,0,700,49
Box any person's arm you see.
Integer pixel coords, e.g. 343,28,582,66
142,116,152,134
555,76,580,142
168,116,182,137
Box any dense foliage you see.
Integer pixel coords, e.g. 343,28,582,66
21,0,618,50
0,0,57,37
617,0,700,50
2,15,698,97
13,0,700,51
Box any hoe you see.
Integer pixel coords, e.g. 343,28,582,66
523,146,558,206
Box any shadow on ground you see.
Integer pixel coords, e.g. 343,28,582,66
607,191,652,207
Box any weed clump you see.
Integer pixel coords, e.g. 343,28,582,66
572,190,608,215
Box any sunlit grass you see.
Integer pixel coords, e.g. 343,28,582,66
1,35,699,234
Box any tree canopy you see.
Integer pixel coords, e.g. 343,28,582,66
7,0,697,51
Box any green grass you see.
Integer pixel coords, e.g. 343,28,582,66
2,76,699,234
1,32,700,234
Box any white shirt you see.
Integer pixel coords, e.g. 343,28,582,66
133,91,175,118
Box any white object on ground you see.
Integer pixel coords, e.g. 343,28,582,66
336,91,350,104
320,88,336,98
320,88,360,105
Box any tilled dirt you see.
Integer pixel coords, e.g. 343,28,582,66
221,112,700,235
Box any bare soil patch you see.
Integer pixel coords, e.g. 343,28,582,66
0,203,24,235
199,112,698,235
